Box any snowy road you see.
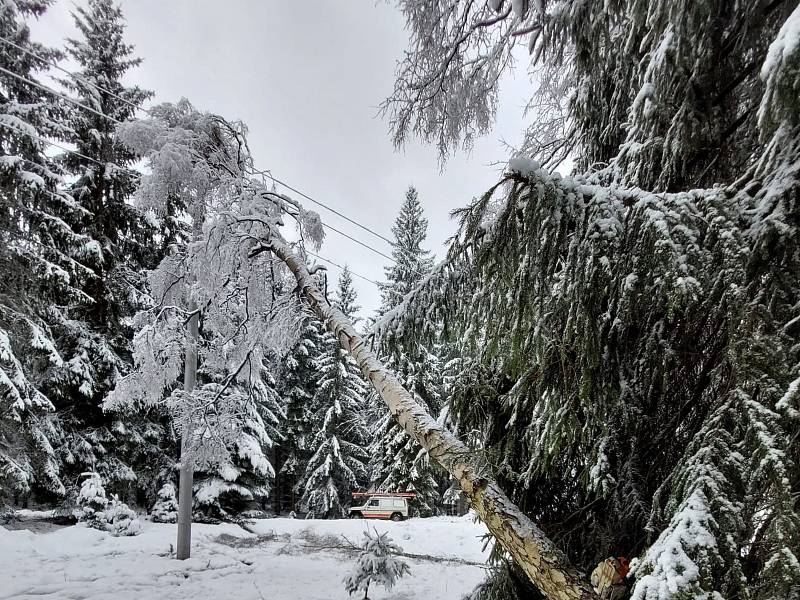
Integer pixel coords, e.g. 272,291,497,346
1,515,489,600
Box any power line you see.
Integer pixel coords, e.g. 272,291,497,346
1,89,393,272
268,175,429,277
0,50,409,270
306,250,399,297
0,55,415,305
323,221,395,264
268,175,394,247
0,34,148,119
0,64,143,177
0,44,410,269
0,119,105,167
0,56,426,277
0,64,122,125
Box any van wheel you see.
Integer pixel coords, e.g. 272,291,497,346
390,513,403,522
350,512,363,519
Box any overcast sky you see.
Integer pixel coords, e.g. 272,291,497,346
30,0,532,317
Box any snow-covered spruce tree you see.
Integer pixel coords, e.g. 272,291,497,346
386,1,793,191
344,529,410,600
275,312,324,513
76,471,108,528
377,186,435,313
376,3,800,599
76,471,140,536
335,264,361,321
47,0,170,502
377,156,800,598
151,482,178,523
0,0,95,501
370,186,444,515
192,367,284,520
103,493,141,536
107,99,323,556
299,267,369,518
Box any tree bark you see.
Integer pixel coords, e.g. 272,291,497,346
267,238,598,600
176,300,198,560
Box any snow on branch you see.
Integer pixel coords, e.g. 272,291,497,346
758,5,800,139
106,99,322,470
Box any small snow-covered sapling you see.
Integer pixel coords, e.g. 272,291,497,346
76,472,141,536
151,482,179,523
77,472,109,529
343,528,410,600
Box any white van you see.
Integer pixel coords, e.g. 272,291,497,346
348,493,412,521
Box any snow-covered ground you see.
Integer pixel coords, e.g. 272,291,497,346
1,515,489,600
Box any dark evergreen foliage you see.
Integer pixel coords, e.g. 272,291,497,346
381,2,800,598
299,268,369,518
275,312,323,513
47,0,172,503
0,0,77,500
371,186,445,515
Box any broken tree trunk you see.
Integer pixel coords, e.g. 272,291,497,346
266,237,598,600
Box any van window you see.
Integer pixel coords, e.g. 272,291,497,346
393,499,405,507
368,499,379,507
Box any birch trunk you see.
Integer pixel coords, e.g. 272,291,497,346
267,238,598,600
176,300,198,560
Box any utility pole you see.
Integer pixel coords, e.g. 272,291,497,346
176,300,198,559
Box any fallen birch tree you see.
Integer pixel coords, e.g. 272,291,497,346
253,236,598,600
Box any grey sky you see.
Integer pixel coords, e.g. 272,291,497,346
30,0,532,316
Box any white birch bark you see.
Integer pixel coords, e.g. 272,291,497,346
265,237,598,600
